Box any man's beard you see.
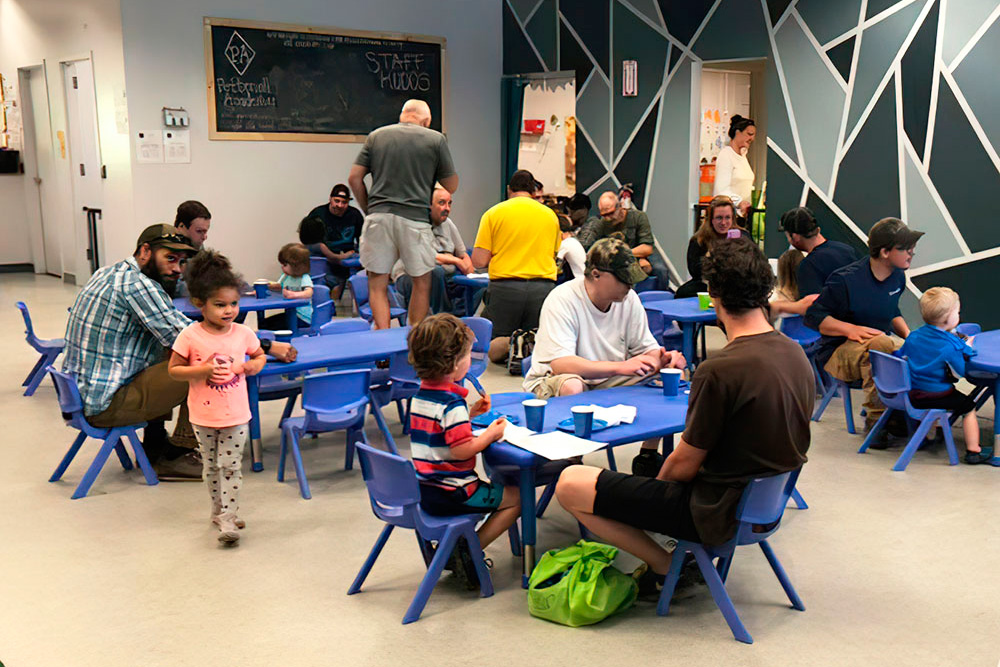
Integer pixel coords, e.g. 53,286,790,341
141,260,178,298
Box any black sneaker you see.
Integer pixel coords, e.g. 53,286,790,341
864,417,893,450
632,561,700,601
886,413,911,438
631,450,664,477
449,536,481,591
965,446,994,465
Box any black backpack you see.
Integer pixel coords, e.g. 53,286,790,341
506,328,536,376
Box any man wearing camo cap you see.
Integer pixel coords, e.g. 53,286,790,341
524,237,686,474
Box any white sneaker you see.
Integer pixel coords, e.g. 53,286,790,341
211,514,246,529
216,513,240,544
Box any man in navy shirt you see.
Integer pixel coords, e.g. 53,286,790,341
805,218,924,433
780,206,858,296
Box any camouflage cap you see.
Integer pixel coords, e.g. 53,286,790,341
135,223,199,254
586,237,649,286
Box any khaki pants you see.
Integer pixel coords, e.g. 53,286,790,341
531,372,648,400
88,361,194,455
824,335,903,418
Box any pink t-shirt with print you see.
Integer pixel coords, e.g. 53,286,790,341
172,322,261,428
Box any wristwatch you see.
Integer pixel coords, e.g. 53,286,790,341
259,338,272,354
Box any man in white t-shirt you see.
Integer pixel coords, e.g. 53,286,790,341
525,238,686,475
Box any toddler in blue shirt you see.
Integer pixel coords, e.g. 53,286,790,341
899,287,986,464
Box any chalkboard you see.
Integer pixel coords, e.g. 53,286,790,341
204,17,446,142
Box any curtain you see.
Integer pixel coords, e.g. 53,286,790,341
500,75,527,197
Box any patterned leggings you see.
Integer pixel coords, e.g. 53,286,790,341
191,424,247,517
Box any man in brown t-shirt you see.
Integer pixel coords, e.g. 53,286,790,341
555,238,814,596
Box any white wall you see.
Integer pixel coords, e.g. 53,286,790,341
0,174,30,263
120,0,501,280
0,0,134,279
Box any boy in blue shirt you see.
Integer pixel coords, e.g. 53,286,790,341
899,287,986,463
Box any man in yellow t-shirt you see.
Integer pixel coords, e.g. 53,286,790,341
471,169,561,362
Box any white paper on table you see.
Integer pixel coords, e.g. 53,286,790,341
579,404,636,427
500,423,605,460
467,272,489,280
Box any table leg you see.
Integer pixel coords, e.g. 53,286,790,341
519,465,538,588
286,308,298,335
994,379,999,449
682,323,696,370
464,286,475,318
248,375,263,472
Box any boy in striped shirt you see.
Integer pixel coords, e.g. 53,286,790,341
408,314,520,549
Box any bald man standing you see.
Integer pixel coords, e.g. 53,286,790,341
349,99,459,328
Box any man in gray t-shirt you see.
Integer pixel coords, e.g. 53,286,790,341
349,99,459,328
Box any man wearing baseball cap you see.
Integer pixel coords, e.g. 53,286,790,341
525,237,686,475
780,206,857,296
306,183,365,296
805,217,925,439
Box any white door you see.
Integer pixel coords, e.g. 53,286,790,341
20,66,61,276
62,59,103,282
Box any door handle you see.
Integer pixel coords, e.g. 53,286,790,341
79,164,85,176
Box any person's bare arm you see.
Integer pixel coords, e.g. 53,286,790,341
471,247,492,270
439,174,459,194
817,315,884,342
348,165,369,213
242,348,267,376
891,316,910,339
770,294,819,316
435,252,463,267
167,350,214,382
549,354,658,379
631,243,654,259
656,439,708,482
282,286,313,299
449,417,506,459
269,342,297,363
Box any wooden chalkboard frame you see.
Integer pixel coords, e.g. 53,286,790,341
203,16,448,142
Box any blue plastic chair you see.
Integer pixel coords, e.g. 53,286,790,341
780,315,826,395
319,318,371,335
296,284,335,336
309,256,327,284
633,276,658,293
812,376,859,434
17,301,65,397
463,316,492,379
859,350,960,471
46,367,158,499
371,350,420,435
348,273,406,326
348,442,493,624
657,469,805,644
278,369,373,499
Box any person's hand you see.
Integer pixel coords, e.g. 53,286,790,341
196,362,217,380
470,395,492,418
270,341,297,362
966,335,976,346
230,360,245,376
846,325,884,343
268,281,281,291
485,417,508,442
737,200,751,217
209,364,231,384
638,258,652,273
618,355,657,377
797,294,819,308
244,357,266,376
457,255,475,275
660,348,687,370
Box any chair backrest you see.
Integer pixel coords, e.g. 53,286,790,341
463,316,493,355
780,315,821,346
956,322,981,337
319,318,371,335
388,350,419,384
47,366,84,417
355,442,422,521
736,469,799,526
348,272,369,308
16,301,37,342
309,256,327,282
311,284,334,329
301,369,372,426
869,350,911,405
644,307,666,339
637,290,675,304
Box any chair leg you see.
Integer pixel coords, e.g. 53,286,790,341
71,429,122,499
51,432,88,482
277,428,289,482
859,409,893,453
403,529,460,624
395,399,407,431
126,429,159,486
656,548,690,616
22,354,47,388
759,540,805,611
465,529,495,598
535,481,556,518
507,520,522,556
842,383,856,434
348,524,394,594
23,353,55,397
605,446,617,472
279,394,298,426
892,414,936,472
790,488,808,510
812,381,839,422
345,429,365,471
940,415,959,466
288,429,312,499
716,551,734,583
810,357,825,395
114,438,133,471
692,547,753,644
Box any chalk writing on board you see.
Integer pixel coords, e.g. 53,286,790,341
225,31,255,75
365,52,432,91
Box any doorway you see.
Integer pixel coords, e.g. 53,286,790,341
19,64,61,276
516,72,576,198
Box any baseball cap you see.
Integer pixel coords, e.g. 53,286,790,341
779,207,818,236
136,224,199,254
868,217,924,252
586,238,649,286
330,184,351,200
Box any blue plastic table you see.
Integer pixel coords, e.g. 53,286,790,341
173,294,310,334
247,327,411,471
642,297,718,368
343,256,362,271
969,330,1000,447
451,274,489,316
484,384,689,584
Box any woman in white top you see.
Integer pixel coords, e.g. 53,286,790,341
713,114,756,219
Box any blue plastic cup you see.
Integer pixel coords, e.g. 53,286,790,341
253,280,269,299
661,368,682,397
273,330,293,343
571,406,594,438
522,399,547,432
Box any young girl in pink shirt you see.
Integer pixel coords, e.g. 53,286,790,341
168,251,266,544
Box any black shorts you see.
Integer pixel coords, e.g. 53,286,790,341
593,469,700,542
481,279,554,339
909,388,976,415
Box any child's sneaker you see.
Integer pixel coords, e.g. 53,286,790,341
216,513,241,544
965,446,994,465
632,561,701,601
211,514,246,529
448,536,481,591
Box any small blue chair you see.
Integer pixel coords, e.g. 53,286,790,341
780,315,826,395
812,376,859,434
278,369,373,499
639,291,683,350
348,273,406,326
463,316,492,379
309,256,327,284
859,350,959,471
348,442,493,624
319,318,371,336
17,301,65,397
46,367,158,499
296,284,335,336
657,469,805,644
371,350,420,435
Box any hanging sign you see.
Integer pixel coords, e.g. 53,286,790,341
622,60,638,97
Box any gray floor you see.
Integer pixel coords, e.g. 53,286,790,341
2,273,997,666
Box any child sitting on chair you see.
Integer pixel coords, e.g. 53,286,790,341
407,313,521,583
899,287,986,464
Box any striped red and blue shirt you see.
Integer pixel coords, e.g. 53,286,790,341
408,381,480,495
